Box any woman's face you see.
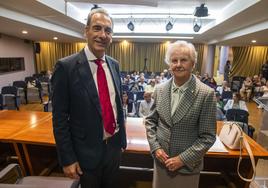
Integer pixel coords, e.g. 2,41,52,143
233,94,238,102
122,94,128,103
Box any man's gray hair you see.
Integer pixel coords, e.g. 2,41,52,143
86,7,114,28
165,40,197,65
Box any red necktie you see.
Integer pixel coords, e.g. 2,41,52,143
95,59,116,135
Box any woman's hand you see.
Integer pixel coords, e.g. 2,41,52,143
154,148,169,164
165,156,184,172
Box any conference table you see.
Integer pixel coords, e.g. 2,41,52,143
1,110,268,188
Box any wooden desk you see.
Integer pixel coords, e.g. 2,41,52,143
1,111,268,187
0,110,51,175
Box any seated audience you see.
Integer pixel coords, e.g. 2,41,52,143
224,92,248,112
130,82,143,92
138,92,154,118
260,80,268,97
216,92,225,120
207,77,217,90
123,74,134,85
122,91,136,117
252,75,262,97
138,76,147,90
240,76,253,102
216,80,231,95
144,79,156,94
201,73,210,85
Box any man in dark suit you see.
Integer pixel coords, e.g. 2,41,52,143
51,7,126,188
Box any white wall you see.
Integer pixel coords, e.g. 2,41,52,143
0,35,35,90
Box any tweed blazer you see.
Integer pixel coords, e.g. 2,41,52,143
145,75,216,174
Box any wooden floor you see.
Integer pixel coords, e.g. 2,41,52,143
11,99,268,188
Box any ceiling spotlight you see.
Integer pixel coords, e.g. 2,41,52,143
166,21,173,31
22,30,28,34
193,23,201,32
193,18,202,32
127,21,135,31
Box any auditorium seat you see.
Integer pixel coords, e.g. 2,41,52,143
0,164,79,188
13,81,28,104
1,86,20,110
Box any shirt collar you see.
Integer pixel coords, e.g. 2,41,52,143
84,45,106,62
172,75,193,93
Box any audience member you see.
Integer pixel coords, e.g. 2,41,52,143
224,60,231,82
145,79,156,93
122,92,136,117
224,92,248,112
138,92,154,118
216,81,230,95
240,77,253,101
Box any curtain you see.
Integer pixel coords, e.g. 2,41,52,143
231,46,268,77
35,41,205,73
35,42,85,72
194,44,204,74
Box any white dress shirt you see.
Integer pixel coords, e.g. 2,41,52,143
84,45,118,138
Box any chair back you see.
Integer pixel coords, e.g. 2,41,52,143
0,94,3,110
1,86,18,96
226,109,249,124
13,81,27,89
135,91,145,101
122,84,129,92
24,76,35,84
221,91,233,100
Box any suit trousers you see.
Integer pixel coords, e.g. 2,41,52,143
80,138,121,188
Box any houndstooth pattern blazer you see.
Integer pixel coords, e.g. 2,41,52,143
145,75,216,174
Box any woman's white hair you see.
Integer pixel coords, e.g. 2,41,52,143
165,40,197,65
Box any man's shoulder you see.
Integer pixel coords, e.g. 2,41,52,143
106,55,119,64
58,52,81,64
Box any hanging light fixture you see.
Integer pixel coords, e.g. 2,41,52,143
166,21,173,31
193,18,202,32
127,21,135,31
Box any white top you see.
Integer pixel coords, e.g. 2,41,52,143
224,99,248,112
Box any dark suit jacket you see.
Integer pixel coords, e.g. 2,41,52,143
51,49,126,170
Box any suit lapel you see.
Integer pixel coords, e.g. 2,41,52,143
172,76,199,124
159,79,173,127
76,50,102,116
105,57,120,97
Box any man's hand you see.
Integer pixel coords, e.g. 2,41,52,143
165,156,184,172
154,149,169,164
63,162,83,179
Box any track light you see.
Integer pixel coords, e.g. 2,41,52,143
193,18,201,32
166,21,173,31
127,21,135,31
193,23,201,32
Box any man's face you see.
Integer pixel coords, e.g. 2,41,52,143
85,13,113,58
169,48,194,81
144,93,151,102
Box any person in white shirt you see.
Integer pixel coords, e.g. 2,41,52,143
216,81,231,95
138,92,154,117
224,92,248,112
145,79,156,94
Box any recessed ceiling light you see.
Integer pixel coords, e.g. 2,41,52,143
53,37,58,40
251,40,256,43
22,30,28,34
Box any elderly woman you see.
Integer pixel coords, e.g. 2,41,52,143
145,40,216,188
